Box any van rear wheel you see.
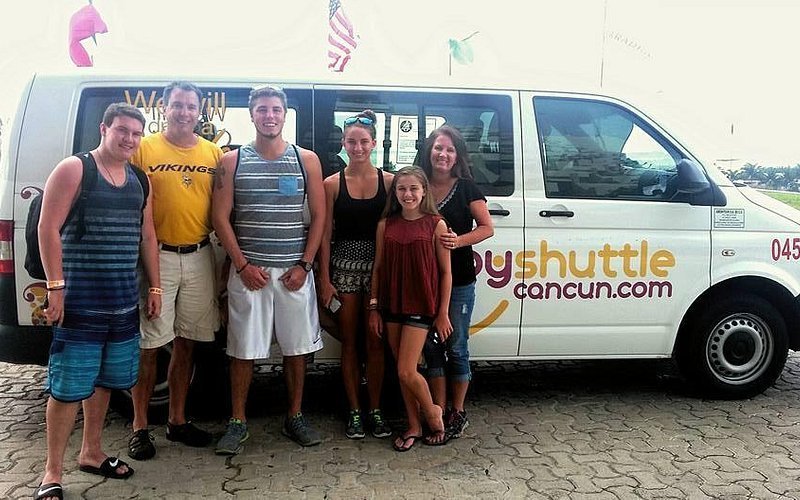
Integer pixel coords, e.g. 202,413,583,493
678,294,788,399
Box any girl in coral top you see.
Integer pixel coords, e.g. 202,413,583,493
368,166,452,451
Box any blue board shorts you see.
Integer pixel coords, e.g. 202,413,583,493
46,307,140,402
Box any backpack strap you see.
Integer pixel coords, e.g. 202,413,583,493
73,152,98,240
291,144,307,205
130,165,150,211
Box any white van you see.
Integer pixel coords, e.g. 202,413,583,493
1,73,798,409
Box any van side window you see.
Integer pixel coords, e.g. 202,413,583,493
534,97,684,201
73,87,310,154
314,90,514,196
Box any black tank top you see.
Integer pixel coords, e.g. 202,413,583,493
333,169,387,241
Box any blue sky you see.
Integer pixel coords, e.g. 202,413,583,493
1,0,797,167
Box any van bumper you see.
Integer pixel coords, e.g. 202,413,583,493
0,324,51,365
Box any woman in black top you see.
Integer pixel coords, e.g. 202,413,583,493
318,110,395,440
420,125,494,444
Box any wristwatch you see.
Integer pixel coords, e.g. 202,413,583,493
297,260,313,272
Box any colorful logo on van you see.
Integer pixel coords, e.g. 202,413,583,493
468,240,675,335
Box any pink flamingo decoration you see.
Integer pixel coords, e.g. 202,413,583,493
69,1,108,67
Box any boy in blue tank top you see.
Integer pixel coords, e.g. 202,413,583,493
34,103,161,500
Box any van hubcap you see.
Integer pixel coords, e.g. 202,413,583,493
706,313,772,385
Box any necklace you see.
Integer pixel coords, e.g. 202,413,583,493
96,153,119,186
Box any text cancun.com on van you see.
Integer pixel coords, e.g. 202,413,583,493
476,240,674,301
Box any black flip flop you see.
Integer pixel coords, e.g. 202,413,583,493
79,456,134,479
423,429,450,446
392,433,422,452
33,482,63,500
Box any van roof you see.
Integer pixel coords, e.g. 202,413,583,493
28,70,612,98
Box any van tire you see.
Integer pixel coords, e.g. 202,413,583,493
678,294,788,399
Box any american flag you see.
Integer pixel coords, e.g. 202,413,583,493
327,0,357,72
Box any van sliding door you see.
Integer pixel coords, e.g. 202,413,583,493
313,87,523,359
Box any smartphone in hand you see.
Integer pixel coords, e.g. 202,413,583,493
328,296,342,313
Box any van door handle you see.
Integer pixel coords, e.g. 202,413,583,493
539,210,574,218
489,209,510,216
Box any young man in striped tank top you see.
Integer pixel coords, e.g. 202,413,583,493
34,103,161,500
212,86,326,454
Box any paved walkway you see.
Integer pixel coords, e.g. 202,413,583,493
2,355,800,499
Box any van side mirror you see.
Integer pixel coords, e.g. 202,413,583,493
675,159,710,194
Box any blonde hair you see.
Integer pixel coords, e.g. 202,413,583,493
383,166,439,218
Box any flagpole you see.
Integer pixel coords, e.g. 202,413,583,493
599,0,608,88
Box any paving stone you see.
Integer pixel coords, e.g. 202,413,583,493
2,355,800,499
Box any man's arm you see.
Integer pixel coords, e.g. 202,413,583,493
212,150,268,290
300,148,326,263
39,157,83,324
139,176,161,319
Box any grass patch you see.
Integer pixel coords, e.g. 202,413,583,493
763,190,800,210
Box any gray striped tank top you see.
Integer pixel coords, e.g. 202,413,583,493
234,143,306,268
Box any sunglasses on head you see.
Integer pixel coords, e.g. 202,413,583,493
343,116,374,126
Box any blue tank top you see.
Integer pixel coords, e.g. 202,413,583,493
61,164,144,312
234,143,307,267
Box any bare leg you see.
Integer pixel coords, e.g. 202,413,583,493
40,397,80,488
229,357,254,422
386,323,424,437
396,324,443,433
364,319,385,411
451,380,469,412
78,388,129,475
338,293,362,411
130,348,157,431
428,376,447,410
284,354,306,416
168,337,195,425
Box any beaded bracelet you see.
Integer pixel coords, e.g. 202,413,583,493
47,284,66,291
148,287,164,295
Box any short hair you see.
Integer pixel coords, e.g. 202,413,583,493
383,166,439,218
163,81,202,107
343,109,378,140
419,125,473,180
102,102,145,129
249,85,288,114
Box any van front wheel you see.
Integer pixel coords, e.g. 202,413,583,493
678,294,788,399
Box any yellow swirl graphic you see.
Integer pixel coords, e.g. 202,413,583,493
468,300,509,336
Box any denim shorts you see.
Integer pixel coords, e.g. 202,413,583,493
424,282,474,381
383,312,434,330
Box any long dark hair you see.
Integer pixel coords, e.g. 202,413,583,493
419,125,473,180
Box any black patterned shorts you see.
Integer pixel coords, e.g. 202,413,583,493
331,240,375,294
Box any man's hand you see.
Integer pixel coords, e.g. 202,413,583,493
279,265,307,292
240,264,269,291
146,293,162,320
44,290,65,325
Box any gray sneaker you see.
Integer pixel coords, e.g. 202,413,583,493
282,412,322,446
215,418,249,455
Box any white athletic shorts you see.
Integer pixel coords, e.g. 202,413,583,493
226,265,323,360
